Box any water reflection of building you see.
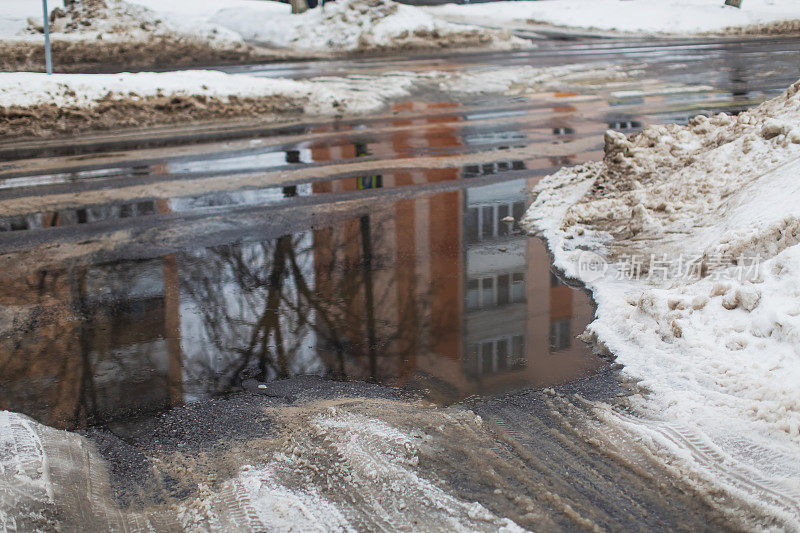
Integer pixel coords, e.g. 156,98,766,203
0,256,182,429
307,102,601,402
308,175,600,403
0,199,159,232
0,197,184,430
0,98,608,429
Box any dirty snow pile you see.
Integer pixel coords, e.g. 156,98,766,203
0,61,628,121
0,70,416,116
0,405,523,531
209,0,527,52
2,0,526,54
523,78,800,524
1,0,243,48
427,0,800,35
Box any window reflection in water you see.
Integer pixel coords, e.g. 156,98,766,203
0,101,607,430
0,183,602,431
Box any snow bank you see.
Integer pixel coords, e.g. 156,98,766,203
1,0,243,46
523,79,800,525
427,0,800,35
0,63,623,109
0,70,416,116
210,0,526,52
1,0,525,58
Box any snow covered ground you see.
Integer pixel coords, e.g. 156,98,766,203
0,0,243,46
206,0,526,52
0,62,629,138
0,70,418,116
427,0,800,35
0,0,525,68
0,405,524,531
523,78,800,526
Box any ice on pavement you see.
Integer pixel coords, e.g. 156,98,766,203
523,78,800,525
427,0,800,35
180,409,524,531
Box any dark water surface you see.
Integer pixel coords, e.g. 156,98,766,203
2,37,799,431
0,178,602,430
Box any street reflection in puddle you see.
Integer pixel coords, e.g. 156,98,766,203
0,179,602,430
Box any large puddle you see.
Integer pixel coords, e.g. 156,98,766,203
0,178,602,430
1,40,799,532
0,82,788,432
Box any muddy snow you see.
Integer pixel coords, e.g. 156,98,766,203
0,0,526,72
0,0,265,72
0,374,779,531
523,78,800,527
0,62,629,139
207,0,526,53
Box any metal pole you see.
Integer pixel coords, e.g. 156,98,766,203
42,0,53,74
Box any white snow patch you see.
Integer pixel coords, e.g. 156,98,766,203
436,62,629,94
523,78,800,525
0,61,629,117
0,70,418,116
209,0,527,51
1,0,63,37
427,0,800,35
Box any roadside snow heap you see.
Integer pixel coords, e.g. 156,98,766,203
0,62,623,139
0,70,419,138
426,0,800,36
0,0,526,71
0,0,253,72
211,0,527,53
524,79,800,526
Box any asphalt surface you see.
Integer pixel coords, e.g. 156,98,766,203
1,36,799,531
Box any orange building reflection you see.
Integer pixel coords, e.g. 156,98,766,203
0,100,604,429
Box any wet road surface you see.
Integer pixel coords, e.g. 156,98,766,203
0,36,799,531
1,36,799,430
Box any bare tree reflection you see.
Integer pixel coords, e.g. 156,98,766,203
0,261,175,430
179,211,421,395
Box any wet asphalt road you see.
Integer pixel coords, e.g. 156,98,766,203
0,36,799,531
219,35,800,96
1,35,799,416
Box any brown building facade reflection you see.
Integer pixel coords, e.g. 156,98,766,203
0,100,602,429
